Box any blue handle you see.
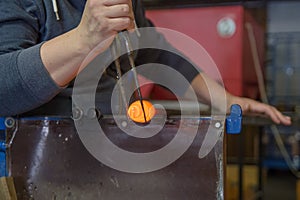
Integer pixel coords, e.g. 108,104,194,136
226,104,242,134
0,117,5,130
0,117,7,176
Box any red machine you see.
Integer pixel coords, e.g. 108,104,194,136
145,5,264,99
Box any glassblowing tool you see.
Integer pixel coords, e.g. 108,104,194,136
111,32,150,123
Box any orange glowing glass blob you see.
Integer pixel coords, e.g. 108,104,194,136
127,100,156,123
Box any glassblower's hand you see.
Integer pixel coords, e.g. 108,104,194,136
190,73,292,126
227,95,292,126
76,0,135,52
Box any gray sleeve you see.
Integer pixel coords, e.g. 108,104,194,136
0,0,62,116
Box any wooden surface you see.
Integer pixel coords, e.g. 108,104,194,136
0,177,17,200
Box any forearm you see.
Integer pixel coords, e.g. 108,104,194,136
190,73,291,125
190,73,231,113
40,28,92,87
41,0,135,87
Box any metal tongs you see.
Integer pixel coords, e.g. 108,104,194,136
111,31,147,122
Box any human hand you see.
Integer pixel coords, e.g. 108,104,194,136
228,95,292,125
76,0,135,52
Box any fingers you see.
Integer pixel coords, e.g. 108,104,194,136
103,4,135,30
77,0,135,51
241,98,292,125
270,106,291,125
97,0,135,31
103,0,131,6
263,105,282,124
255,103,291,125
105,4,131,18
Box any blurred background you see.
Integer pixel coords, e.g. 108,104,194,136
142,0,300,199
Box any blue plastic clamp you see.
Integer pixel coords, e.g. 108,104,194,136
226,104,242,134
0,117,7,176
0,117,5,131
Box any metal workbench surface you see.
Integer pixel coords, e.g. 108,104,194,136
6,115,225,200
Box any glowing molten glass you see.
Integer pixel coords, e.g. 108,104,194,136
127,100,155,123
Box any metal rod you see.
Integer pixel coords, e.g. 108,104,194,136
121,32,147,123
112,36,128,114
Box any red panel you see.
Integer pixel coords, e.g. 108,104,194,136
145,5,264,98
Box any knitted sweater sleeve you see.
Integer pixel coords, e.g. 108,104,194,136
0,0,62,116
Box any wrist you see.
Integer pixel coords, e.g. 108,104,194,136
69,28,93,57
226,92,239,110
72,27,115,58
